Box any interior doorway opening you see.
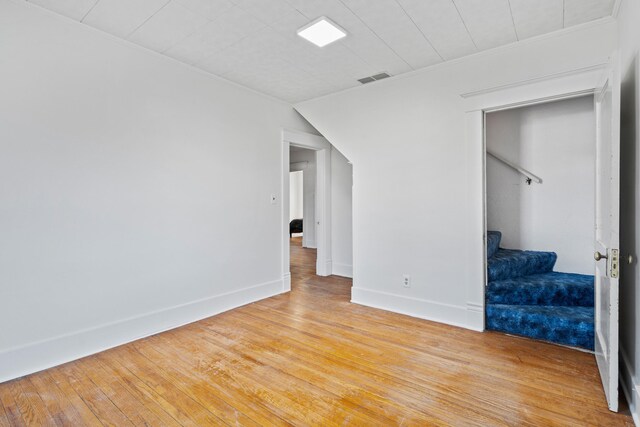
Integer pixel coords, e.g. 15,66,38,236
281,129,353,294
484,95,597,351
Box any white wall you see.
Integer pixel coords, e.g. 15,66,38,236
331,147,353,278
0,0,317,382
289,171,303,223
295,20,616,330
486,96,595,275
618,0,640,423
290,148,317,248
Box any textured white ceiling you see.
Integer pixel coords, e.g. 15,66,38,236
27,0,616,102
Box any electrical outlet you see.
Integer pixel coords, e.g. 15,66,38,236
402,274,411,288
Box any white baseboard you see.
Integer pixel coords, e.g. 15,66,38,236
620,345,640,425
303,239,316,249
466,302,485,332
351,287,477,331
332,263,353,278
282,273,291,292
316,259,332,277
0,278,284,384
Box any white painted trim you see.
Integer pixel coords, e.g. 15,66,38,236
315,148,332,276
290,161,308,171
620,345,640,425
282,129,332,278
283,129,329,150
303,239,317,249
282,273,292,293
460,63,607,100
282,137,292,287
462,64,605,112
351,288,476,331
465,110,486,331
466,303,485,332
332,263,353,278
464,64,607,337
0,278,284,384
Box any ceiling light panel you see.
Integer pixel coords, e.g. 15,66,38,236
297,17,347,47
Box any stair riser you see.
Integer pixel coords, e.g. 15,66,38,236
488,250,557,282
487,275,594,307
486,306,594,350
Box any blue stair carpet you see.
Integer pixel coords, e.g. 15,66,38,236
487,272,594,307
486,305,594,350
487,231,502,259
488,249,557,282
485,230,594,350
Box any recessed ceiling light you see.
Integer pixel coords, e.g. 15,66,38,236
297,17,347,47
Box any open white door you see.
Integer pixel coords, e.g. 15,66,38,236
594,56,621,412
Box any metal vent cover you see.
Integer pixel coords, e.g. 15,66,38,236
358,72,391,84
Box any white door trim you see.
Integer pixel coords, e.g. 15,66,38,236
282,130,332,289
462,62,607,331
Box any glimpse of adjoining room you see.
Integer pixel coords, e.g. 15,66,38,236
287,142,354,283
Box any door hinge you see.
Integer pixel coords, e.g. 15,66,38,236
610,249,619,278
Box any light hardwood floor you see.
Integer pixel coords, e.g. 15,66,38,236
0,237,633,426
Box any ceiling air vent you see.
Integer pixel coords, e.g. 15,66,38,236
357,72,391,84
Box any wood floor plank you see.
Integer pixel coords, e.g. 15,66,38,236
246,308,601,425
0,236,633,426
113,343,281,427
0,398,13,427
121,339,291,427
189,320,456,426
138,333,341,426
245,300,609,409
78,356,182,427
152,328,391,426
53,363,133,426
16,378,59,426
0,384,24,427
6,380,55,427
44,371,103,427
96,352,205,427
106,347,228,426
28,373,87,427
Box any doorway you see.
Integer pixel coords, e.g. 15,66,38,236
281,129,353,293
484,95,596,350
281,130,332,292
464,61,621,412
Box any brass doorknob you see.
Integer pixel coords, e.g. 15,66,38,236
594,251,608,261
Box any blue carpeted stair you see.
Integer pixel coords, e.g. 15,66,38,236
485,231,594,350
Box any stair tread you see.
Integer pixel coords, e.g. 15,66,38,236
486,304,594,350
487,248,557,282
487,272,594,307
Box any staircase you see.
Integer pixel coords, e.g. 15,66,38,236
486,231,594,350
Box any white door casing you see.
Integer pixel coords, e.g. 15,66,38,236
281,130,332,288
594,55,621,412
462,62,608,332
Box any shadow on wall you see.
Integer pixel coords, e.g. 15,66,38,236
486,109,523,248
620,54,638,373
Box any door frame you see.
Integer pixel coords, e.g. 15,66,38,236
462,63,608,331
281,129,332,291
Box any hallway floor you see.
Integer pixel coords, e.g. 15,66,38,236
0,238,632,425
